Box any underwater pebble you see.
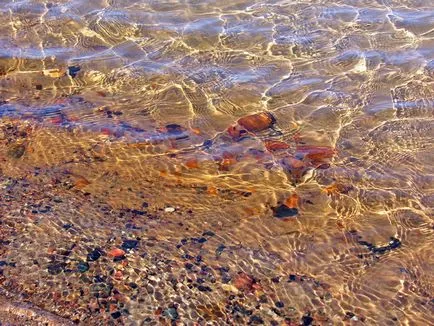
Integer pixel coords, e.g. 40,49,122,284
164,207,175,213
77,261,90,273
87,249,102,261
273,205,298,218
163,307,179,320
121,239,139,251
108,248,126,258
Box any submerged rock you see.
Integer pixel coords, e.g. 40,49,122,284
7,144,25,159
273,205,298,218
121,239,139,251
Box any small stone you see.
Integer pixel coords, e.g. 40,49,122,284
197,285,212,292
121,239,139,251
302,315,314,326
47,262,66,275
108,248,126,258
7,144,25,159
202,230,215,236
87,249,102,261
216,244,226,256
164,207,175,213
273,205,298,218
275,301,284,308
111,311,121,319
68,66,81,78
163,307,179,321
77,261,90,273
248,315,264,325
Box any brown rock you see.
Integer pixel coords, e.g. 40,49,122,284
237,112,275,132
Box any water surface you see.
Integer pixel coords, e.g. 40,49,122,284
0,0,433,324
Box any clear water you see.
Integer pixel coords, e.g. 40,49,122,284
0,0,433,324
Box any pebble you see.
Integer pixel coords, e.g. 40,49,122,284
87,249,102,261
121,239,139,251
273,205,298,218
163,307,179,321
275,301,284,308
7,144,25,159
77,261,90,273
47,262,66,275
111,311,121,319
68,66,81,78
302,315,314,326
108,248,126,258
164,207,175,213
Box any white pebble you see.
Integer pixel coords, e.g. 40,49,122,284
164,207,175,213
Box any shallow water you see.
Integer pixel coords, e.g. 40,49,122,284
0,0,433,324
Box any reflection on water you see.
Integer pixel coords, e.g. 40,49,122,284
0,0,433,324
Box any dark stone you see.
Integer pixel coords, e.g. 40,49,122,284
163,307,179,320
271,277,280,283
203,139,213,148
196,237,207,244
7,144,25,159
185,263,193,270
232,303,252,316
165,124,188,140
121,239,139,251
197,285,212,292
248,315,264,324
142,202,149,208
35,84,43,90
288,274,297,282
131,209,145,215
113,255,126,262
275,301,284,308
68,66,81,78
202,230,215,236
77,261,90,273
87,249,102,261
216,244,226,256
0,261,8,267
47,262,66,275
273,205,298,218
389,237,401,250
301,315,313,326
111,311,121,319
63,223,73,230
345,311,355,319
94,275,105,283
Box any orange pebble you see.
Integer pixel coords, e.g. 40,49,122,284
74,176,90,190
190,127,201,135
284,193,299,209
185,158,199,169
296,146,336,161
237,112,275,132
114,270,123,280
108,248,125,258
233,272,254,291
207,186,218,195
264,140,290,152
